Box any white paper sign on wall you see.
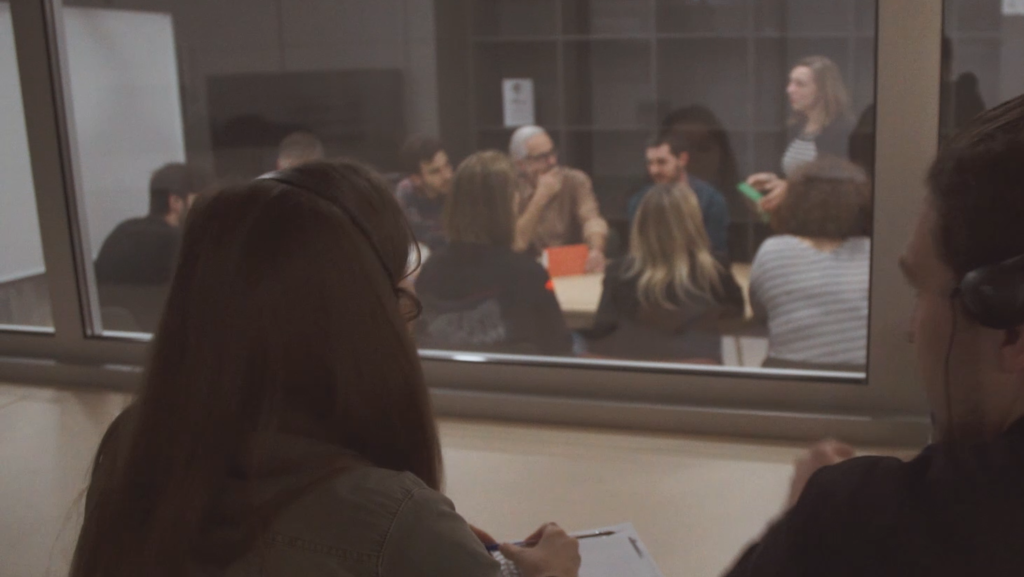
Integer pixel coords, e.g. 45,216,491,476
502,78,535,128
1004,0,1024,16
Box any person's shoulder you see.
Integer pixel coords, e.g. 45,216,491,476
105,216,178,247
412,246,453,287
269,466,431,548
690,176,726,201
300,466,428,508
794,454,920,521
394,178,418,202
562,166,592,188
505,249,550,278
754,235,802,257
750,236,807,277
107,216,159,235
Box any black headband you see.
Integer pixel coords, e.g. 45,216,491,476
256,170,397,285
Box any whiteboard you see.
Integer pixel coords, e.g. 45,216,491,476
0,3,45,283
0,5,185,282
62,6,186,258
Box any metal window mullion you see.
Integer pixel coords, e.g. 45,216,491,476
864,0,942,413
10,0,96,358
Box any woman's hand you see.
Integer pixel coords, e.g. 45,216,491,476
470,524,498,548
499,523,581,577
747,173,788,213
584,249,606,274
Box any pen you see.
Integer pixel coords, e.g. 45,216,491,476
485,530,617,552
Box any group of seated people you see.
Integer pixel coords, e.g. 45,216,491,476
95,54,874,370
393,124,870,370
387,55,874,369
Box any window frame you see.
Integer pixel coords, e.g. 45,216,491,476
0,0,943,445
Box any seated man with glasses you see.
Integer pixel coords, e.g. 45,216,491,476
508,125,609,273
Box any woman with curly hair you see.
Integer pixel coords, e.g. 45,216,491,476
749,156,872,371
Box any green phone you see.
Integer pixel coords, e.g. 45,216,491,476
737,182,770,222
736,182,763,203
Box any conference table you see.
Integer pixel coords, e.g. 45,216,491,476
552,263,753,330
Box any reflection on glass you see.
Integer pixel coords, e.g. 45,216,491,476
61,0,879,376
943,0,1024,122
0,3,53,329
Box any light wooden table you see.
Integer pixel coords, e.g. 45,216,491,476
552,263,753,329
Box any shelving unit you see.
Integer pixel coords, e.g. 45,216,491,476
438,0,878,261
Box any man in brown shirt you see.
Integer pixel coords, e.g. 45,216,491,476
509,126,609,272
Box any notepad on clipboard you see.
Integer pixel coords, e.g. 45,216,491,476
492,522,664,577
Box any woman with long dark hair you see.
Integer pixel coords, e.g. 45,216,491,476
70,159,580,577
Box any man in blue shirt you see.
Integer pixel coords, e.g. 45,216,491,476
628,131,730,260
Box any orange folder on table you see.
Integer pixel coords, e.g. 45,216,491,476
543,243,589,277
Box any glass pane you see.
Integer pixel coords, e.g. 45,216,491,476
58,0,876,379
0,2,53,330
942,0,1024,136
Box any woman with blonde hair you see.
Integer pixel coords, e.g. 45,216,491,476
416,150,573,355
748,55,854,212
586,183,743,363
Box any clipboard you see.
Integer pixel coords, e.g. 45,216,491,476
492,522,664,577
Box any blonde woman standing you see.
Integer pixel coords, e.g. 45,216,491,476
586,183,743,363
748,55,854,212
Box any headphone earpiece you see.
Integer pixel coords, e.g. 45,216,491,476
957,254,1024,330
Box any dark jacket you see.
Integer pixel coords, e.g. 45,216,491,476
793,117,853,161
414,242,573,356
94,215,181,332
95,215,181,285
85,410,501,576
584,258,743,362
726,418,1024,577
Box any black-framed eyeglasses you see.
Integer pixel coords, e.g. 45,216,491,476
525,147,558,163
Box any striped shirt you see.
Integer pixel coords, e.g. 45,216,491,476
782,135,819,177
750,236,870,367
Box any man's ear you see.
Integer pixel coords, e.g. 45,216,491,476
677,151,690,168
410,173,424,186
1000,326,1024,373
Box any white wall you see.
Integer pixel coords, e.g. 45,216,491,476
0,3,46,283
62,7,185,257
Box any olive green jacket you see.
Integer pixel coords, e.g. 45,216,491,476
222,434,503,576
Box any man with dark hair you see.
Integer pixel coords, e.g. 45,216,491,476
94,162,211,331
394,134,454,251
726,94,1024,576
628,131,730,259
276,131,325,170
